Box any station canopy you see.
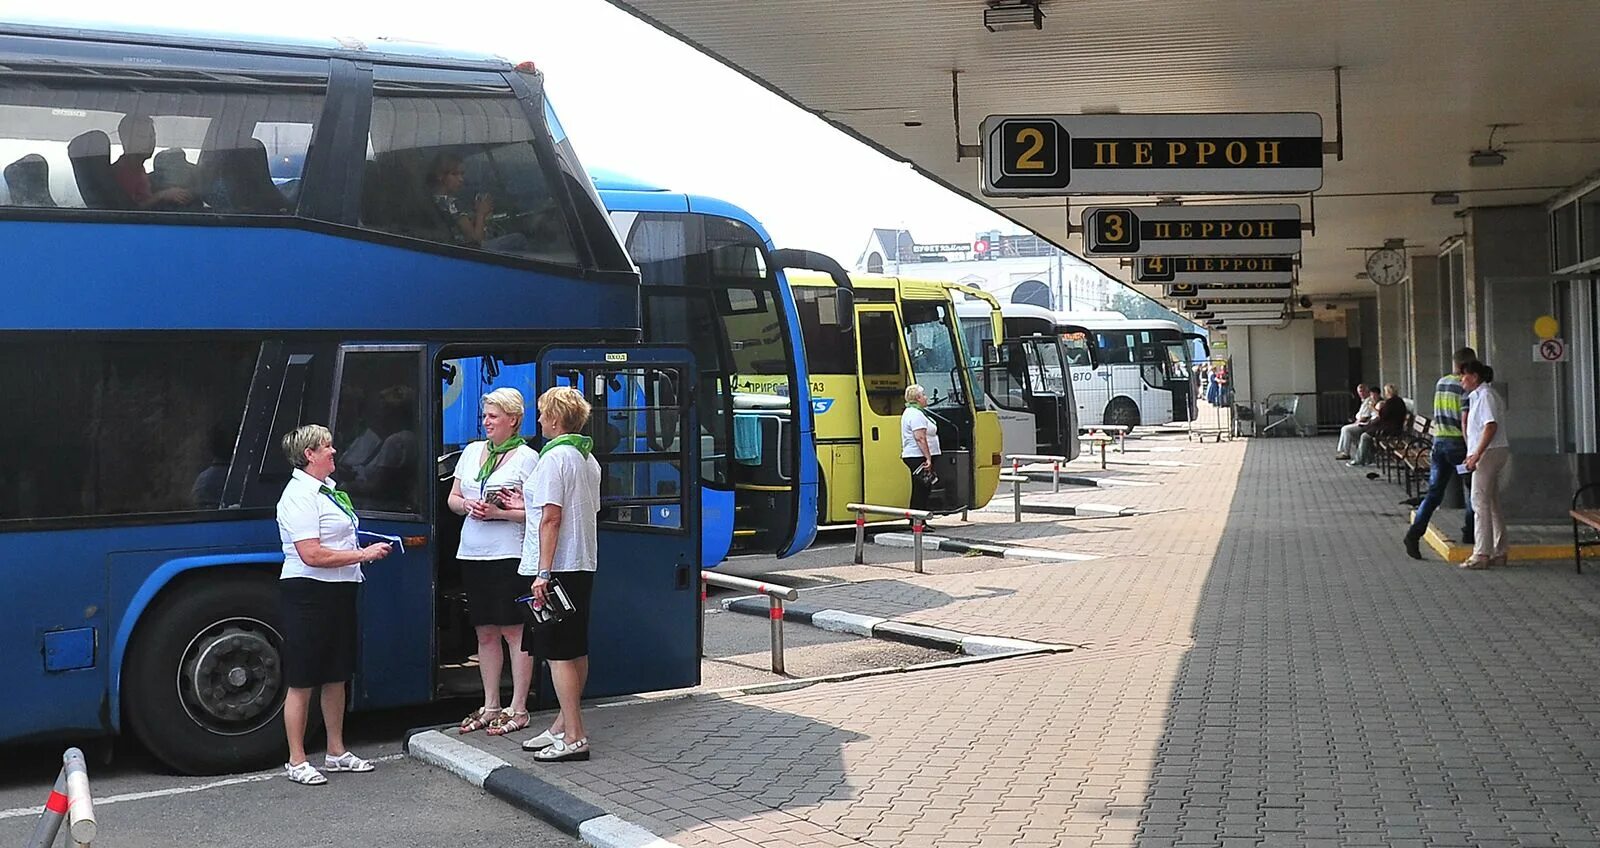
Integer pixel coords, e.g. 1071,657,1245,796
608,1,1600,301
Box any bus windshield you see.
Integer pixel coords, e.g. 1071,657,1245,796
1061,332,1095,367
902,300,966,409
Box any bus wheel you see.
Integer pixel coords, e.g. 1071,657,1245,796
125,576,291,774
1105,397,1141,429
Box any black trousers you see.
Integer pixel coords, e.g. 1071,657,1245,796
903,456,934,512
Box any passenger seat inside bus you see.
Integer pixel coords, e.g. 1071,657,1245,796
202,141,288,214
67,130,133,210
3,154,56,207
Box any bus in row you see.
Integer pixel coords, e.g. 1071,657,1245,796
789,272,1002,524
1056,312,1207,428
0,22,710,773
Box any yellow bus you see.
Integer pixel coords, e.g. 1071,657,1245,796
788,271,1002,524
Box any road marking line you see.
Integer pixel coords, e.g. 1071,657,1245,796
0,754,404,820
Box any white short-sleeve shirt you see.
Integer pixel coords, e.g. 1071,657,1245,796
901,407,942,459
519,445,602,576
1466,384,1509,454
277,469,363,583
454,441,539,560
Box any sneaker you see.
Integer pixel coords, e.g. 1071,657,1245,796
324,751,375,773
284,761,327,786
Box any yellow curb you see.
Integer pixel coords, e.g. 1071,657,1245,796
1418,520,1576,564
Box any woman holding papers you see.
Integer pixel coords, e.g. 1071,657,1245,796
274,424,392,786
1460,362,1510,569
519,386,603,763
448,388,539,735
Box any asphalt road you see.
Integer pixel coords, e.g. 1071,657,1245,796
0,703,575,848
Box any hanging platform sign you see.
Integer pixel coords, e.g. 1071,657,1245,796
981,113,1324,196
1163,283,1293,300
1082,204,1301,256
1137,255,1295,284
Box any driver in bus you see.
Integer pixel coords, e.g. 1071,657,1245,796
110,113,195,209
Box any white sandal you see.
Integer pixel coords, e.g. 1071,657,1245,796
284,761,327,786
532,736,589,762
324,751,375,773
521,729,564,751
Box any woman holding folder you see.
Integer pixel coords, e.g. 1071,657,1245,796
275,424,392,786
449,388,539,735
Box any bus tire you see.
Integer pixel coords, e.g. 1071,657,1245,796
1104,397,1141,429
124,574,296,774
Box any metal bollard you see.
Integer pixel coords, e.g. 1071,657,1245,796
26,769,67,848
63,747,95,846
1052,460,1061,494
1013,476,1022,523
911,515,925,574
768,595,785,675
854,511,866,565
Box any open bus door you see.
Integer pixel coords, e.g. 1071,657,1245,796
1057,323,1099,430
1171,332,1212,422
985,334,1079,460
537,346,702,697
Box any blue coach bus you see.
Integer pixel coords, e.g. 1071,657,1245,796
0,22,705,773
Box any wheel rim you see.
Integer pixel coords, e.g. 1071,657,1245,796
176,617,284,736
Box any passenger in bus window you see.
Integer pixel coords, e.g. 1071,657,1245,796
448,388,538,737
110,114,194,209
274,424,392,786
520,386,602,763
428,152,493,246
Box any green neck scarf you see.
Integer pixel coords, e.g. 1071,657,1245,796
539,433,593,458
319,484,356,523
477,437,527,483
906,400,925,410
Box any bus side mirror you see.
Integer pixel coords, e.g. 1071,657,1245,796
835,288,855,333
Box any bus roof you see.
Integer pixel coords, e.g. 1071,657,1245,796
0,17,518,70
594,172,776,247
1056,311,1186,333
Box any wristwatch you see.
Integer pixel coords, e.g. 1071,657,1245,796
537,571,552,579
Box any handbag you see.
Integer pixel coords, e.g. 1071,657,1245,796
516,577,578,628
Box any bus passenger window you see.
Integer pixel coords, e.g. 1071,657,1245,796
362,74,578,266
0,68,323,214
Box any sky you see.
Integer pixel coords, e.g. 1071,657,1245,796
3,0,1030,268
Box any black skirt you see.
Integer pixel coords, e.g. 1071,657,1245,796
462,558,529,627
525,570,594,662
278,578,359,689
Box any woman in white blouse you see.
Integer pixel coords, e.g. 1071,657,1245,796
448,388,539,735
275,424,392,786
1460,361,1510,569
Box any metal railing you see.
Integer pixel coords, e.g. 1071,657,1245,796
1080,424,1129,452
701,571,800,675
1000,473,1028,522
848,502,931,574
28,747,95,848
1006,453,1068,493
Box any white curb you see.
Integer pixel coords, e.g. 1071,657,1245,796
580,815,682,848
408,729,508,788
811,609,888,636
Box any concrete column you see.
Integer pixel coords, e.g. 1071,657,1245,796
1466,204,1557,453
1407,255,1443,416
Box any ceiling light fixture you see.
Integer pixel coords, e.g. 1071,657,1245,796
984,0,1044,32
1469,123,1513,167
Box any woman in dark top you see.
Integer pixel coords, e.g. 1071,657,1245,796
1350,383,1407,467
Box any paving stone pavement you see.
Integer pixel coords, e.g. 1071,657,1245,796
462,434,1600,847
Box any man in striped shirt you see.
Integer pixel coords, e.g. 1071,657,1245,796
1404,347,1477,559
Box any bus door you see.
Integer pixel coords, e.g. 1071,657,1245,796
539,347,701,697
986,335,1076,459
854,304,912,510
330,345,435,711
640,286,734,568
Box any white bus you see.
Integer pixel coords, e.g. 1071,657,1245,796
1055,312,1207,428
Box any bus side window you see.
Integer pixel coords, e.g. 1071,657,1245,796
362,71,578,266
333,349,424,516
